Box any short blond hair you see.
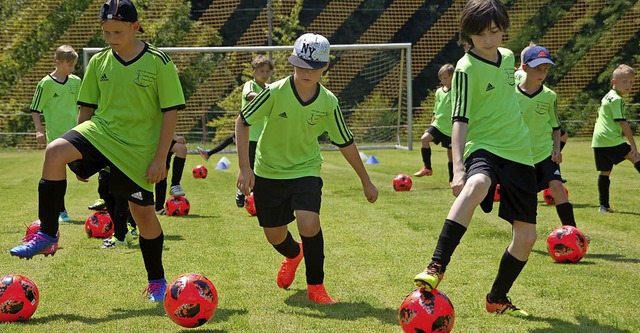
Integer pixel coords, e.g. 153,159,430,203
438,64,454,78
252,55,274,70
55,45,78,63
612,64,635,80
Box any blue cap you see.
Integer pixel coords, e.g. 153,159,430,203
523,46,554,67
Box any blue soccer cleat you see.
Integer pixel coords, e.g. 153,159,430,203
10,232,58,259
143,278,167,302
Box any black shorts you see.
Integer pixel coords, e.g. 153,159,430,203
253,175,323,228
62,130,154,206
594,143,631,171
465,149,537,224
534,156,563,191
425,126,452,148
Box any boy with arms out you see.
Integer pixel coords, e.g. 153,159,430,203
517,46,577,227
414,63,455,185
592,64,638,213
30,45,82,223
236,33,378,304
414,0,537,317
10,0,185,301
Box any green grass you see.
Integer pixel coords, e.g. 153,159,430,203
1,138,639,332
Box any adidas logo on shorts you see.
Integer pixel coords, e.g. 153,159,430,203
131,191,143,200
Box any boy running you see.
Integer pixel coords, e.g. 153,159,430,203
236,33,378,304
414,0,537,317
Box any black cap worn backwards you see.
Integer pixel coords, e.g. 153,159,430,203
99,0,144,33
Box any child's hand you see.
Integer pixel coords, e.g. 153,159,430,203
551,149,562,163
35,131,46,144
237,167,255,196
145,158,168,184
363,181,378,203
451,171,467,197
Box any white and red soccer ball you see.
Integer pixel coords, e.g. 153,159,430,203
166,196,191,216
546,225,588,263
164,273,218,328
84,211,114,238
245,192,256,216
543,186,569,205
398,288,455,333
193,165,208,179
0,274,39,322
393,174,412,191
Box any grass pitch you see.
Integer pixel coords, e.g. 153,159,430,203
0,138,639,332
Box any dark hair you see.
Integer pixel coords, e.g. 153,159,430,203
252,55,274,70
459,0,510,49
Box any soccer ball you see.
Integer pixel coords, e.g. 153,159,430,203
393,174,412,191
193,165,208,179
166,196,191,216
245,192,257,216
164,273,218,328
398,288,455,333
84,211,113,238
543,186,569,205
0,274,39,322
546,225,588,263
493,184,501,202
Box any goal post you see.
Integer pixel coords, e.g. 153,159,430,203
83,43,414,150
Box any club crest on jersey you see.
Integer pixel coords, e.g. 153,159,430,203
134,70,155,88
307,110,327,125
505,68,515,86
535,101,550,115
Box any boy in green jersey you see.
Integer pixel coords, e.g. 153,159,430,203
199,55,274,207
11,0,185,302
517,46,578,228
236,33,378,304
414,0,537,317
414,63,455,184
30,45,81,223
591,64,639,213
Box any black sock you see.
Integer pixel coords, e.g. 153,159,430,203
272,232,301,259
555,202,576,227
447,161,454,182
421,148,432,169
488,250,527,301
431,219,467,270
634,161,640,173
155,179,167,211
139,233,165,281
301,229,324,285
112,196,130,241
171,157,186,186
38,179,66,238
208,134,235,155
560,141,566,151
598,175,610,208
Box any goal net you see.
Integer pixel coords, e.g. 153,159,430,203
83,43,413,150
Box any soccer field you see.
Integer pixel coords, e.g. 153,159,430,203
1,138,639,332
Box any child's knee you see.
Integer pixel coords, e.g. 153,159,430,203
466,174,491,194
173,143,188,157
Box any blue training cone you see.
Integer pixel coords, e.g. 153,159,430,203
365,155,379,165
215,161,229,170
219,156,231,165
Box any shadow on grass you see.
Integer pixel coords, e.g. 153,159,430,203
527,314,633,333
282,290,397,325
531,249,640,264
175,308,249,333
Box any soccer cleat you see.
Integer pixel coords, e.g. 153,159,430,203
128,224,138,238
485,295,529,317
197,147,210,161
307,284,337,305
414,166,433,177
143,278,167,302
100,235,128,249
277,242,303,289
156,208,166,215
10,232,58,259
235,190,245,208
88,199,106,211
414,262,444,291
598,206,614,213
58,210,71,222
169,185,185,197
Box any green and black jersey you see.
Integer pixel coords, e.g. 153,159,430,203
451,48,533,166
592,89,627,148
76,43,185,191
241,76,353,179
242,79,267,142
431,87,452,136
517,84,560,164
30,74,81,142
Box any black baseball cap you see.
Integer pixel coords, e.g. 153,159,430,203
99,0,144,33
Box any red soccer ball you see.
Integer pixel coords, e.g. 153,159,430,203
0,274,39,322
493,184,501,202
399,288,455,333
166,196,191,216
193,165,208,179
546,225,588,263
245,192,256,216
84,211,113,238
164,273,218,328
393,174,412,191
543,186,569,205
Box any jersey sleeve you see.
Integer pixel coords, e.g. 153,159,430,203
241,87,273,126
451,70,469,123
242,81,254,102
77,56,99,109
326,104,354,147
157,58,186,112
611,97,626,121
549,93,561,129
30,79,49,113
